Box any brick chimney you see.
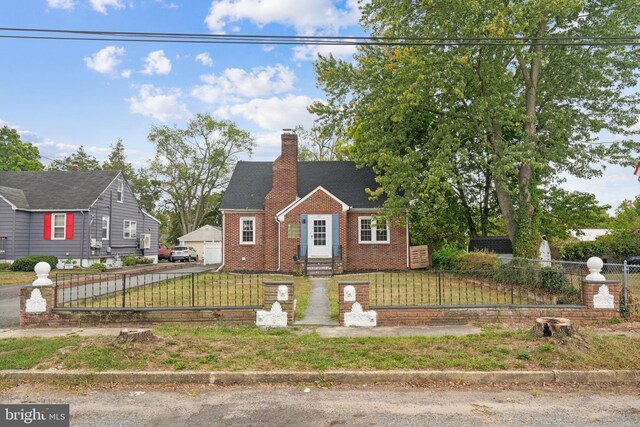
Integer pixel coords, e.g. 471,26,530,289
264,130,299,270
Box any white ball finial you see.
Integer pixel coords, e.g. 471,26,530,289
33,261,53,287
586,256,606,281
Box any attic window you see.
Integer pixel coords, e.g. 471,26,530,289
117,181,124,203
288,223,300,239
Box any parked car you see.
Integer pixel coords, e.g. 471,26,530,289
158,244,173,261
625,256,640,273
170,246,198,262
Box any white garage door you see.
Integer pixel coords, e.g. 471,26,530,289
203,241,222,265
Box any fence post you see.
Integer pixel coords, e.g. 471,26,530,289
623,260,629,314
191,273,195,307
20,262,58,327
121,274,127,308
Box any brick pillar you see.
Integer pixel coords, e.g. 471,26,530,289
263,281,295,323
20,286,58,327
582,279,621,311
338,281,370,326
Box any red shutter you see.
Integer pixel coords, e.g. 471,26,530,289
66,213,74,240
43,213,52,240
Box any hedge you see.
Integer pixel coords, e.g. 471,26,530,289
11,255,58,272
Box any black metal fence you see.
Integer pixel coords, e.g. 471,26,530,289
54,271,265,310
355,267,585,307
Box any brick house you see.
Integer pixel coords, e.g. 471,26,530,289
220,131,408,274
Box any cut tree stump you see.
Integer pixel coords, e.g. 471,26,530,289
533,317,574,338
114,329,160,344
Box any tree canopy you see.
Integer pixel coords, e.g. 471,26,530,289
313,0,640,254
48,145,101,171
0,126,44,171
148,113,254,235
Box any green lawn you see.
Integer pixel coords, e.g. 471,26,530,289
0,325,638,373
0,269,104,286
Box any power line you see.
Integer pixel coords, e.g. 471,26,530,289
0,27,639,47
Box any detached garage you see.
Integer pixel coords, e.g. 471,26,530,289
178,225,222,263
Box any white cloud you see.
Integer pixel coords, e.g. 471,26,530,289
127,85,191,122
120,69,132,78
90,0,125,14
224,94,317,130
47,0,75,10
205,0,362,34
191,64,296,104
84,46,126,75
292,43,357,61
195,52,214,67
141,50,172,76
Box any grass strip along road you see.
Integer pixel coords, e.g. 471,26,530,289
0,324,638,373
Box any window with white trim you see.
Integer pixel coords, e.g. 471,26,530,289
240,217,255,244
52,213,66,240
117,181,124,203
123,220,137,239
101,216,110,240
359,216,389,243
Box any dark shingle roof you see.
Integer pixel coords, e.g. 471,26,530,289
220,161,384,210
0,170,120,210
468,236,514,254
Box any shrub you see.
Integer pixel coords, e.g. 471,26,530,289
136,257,153,265
121,255,138,267
431,245,464,270
90,263,107,272
539,266,565,292
11,255,58,272
0,263,11,271
458,251,501,275
560,240,607,261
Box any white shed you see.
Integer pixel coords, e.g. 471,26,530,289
178,225,222,262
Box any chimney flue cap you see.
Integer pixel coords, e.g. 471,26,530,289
282,128,296,134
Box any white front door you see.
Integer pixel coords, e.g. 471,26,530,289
308,215,332,258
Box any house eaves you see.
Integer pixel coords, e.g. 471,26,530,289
276,186,350,221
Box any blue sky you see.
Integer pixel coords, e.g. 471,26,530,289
0,0,637,213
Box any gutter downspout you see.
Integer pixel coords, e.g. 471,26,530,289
276,215,281,271
215,212,225,272
81,211,86,267
406,215,410,269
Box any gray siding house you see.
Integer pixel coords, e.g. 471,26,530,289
0,170,160,267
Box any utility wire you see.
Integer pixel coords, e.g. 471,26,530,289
0,27,639,46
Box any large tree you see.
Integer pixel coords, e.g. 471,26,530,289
148,113,254,235
102,140,161,213
313,0,640,255
48,145,101,171
0,126,44,171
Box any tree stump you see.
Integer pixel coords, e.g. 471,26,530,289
533,317,574,338
114,329,160,344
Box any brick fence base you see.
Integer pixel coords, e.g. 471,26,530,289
21,308,258,328
374,305,619,326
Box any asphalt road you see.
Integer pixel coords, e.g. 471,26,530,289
1,385,639,426
0,264,216,328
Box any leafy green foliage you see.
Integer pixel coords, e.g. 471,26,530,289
560,240,607,261
0,126,44,171
121,255,138,267
313,0,640,255
48,145,101,171
148,113,254,235
11,255,58,272
431,245,464,270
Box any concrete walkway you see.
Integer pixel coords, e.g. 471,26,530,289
295,278,338,326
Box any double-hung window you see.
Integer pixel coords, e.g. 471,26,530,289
101,216,110,240
240,217,255,244
123,220,137,239
117,181,124,203
52,213,66,240
359,216,389,244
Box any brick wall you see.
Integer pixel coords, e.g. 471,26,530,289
346,212,407,271
223,212,266,271
280,189,347,273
